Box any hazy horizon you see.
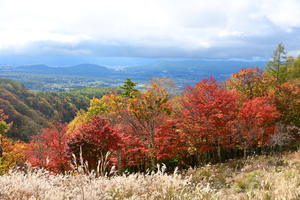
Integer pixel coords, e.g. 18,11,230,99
0,56,267,68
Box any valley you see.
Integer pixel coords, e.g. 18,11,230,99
0,60,266,91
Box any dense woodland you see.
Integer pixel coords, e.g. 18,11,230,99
1,43,300,175
0,79,117,141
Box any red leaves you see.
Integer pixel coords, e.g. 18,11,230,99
20,71,291,172
68,115,123,170
177,76,239,155
236,96,279,147
25,121,70,174
175,75,280,165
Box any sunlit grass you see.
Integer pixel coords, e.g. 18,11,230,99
1,151,300,199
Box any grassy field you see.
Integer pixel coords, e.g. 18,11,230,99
1,152,300,199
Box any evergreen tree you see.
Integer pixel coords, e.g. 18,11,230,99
265,43,287,84
119,78,138,98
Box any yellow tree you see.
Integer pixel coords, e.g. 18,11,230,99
0,109,26,174
0,138,27,174
88,93,125,126
124,84,172,171
67,109,88,134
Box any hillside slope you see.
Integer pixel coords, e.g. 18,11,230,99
0,78,116,141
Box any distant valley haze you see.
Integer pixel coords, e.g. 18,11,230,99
0,59,266,91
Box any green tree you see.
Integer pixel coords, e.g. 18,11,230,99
0,121,10,158
287,55,300,81
0,122,10,136
0,109,11,137
0,109,12,159
119,78,138,98
265,43,288,84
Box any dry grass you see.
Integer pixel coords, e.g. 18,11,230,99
1,152,300,199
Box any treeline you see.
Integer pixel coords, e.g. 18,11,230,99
0,78,118,141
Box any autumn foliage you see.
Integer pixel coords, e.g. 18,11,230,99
226,67,276,99
67,114,123,170
0,109,26,174
5,66,300,175
177,76,239,164
24,121,70,173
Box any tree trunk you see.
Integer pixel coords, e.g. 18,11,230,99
218,141,222,163
37,132,44,168
0,137,2,158
280,145,282,159
149,149,155,172
117,150,122,175
0,145,2,158
261,144,265,156
150,131,156,172
198,153,202,167
244,146,247,164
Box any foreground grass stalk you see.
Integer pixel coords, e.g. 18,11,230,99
1,152,300,199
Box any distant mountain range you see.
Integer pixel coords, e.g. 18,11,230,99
125,60,266,76
0,60,266,85
122,60,266,86
10,63,111,76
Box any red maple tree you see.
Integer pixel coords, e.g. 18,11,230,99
67,114,123,170
177,76,239,165
234,95,279,162
25,121,70,173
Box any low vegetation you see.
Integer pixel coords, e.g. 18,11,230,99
1,151,300,199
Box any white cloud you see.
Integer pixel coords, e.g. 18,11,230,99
260,0,300,29
219,31,244,37
0,0,300,59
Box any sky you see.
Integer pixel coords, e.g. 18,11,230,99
1,0,300,64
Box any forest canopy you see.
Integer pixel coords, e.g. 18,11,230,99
1,43,300,174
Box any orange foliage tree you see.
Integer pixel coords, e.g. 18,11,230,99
0,137,27,174
272,82,300,127
226,67,277,100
